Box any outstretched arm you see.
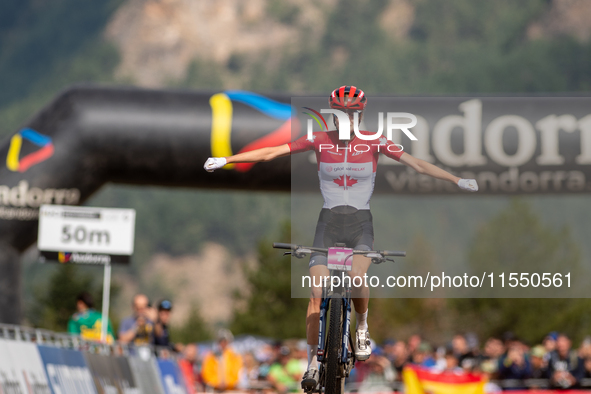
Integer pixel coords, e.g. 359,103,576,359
227,144,290,164
204,144,290,171
399,152,478,191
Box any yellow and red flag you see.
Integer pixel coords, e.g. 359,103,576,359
403,365,486,394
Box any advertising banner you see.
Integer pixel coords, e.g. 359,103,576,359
0,339,51,394
128,354,165,394
37,345,97,394
84,353,140,394
157,359,188,394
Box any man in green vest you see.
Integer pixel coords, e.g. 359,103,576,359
67,291,115,343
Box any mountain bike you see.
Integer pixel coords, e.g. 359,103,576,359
273,242,406,394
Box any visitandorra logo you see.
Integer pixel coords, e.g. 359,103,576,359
6,128,54,172
58,252,72,263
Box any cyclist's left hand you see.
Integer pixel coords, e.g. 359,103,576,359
204,157,227,172
457,178,478,192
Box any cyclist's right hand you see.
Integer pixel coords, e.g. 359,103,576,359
457,178,478,192
204,157,227,172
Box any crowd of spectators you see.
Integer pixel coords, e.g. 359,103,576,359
161,330,591,393
67,293,591,392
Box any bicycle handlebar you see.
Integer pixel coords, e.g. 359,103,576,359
272,243,406,257
381,250,407,257
272,243,297,250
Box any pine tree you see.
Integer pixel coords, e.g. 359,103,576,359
230,222,308,339
451,198,590,344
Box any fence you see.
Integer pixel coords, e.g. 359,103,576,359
3,323,591,394
0,323,189,394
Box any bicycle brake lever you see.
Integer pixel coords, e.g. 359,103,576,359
283,251,292,256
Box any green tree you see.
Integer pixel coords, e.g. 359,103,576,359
451,198,591,344
170,305,212,343
370,234,456,344
230,222,308,339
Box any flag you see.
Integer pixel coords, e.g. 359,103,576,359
403,365,486,394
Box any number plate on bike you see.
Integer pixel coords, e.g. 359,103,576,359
327,247,353,271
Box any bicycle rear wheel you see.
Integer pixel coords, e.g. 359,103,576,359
325,297,344,394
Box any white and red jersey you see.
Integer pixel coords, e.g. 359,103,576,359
288,130,404,210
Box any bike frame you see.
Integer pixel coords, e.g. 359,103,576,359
317,269,355,378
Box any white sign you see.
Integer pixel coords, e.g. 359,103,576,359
38,205,135,258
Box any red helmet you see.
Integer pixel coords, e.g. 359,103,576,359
329,86,367,110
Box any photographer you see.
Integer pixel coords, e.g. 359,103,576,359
118,294,156,345
154,299,177,349
547,333,584,389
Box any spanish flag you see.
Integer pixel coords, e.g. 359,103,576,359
403,365,486,394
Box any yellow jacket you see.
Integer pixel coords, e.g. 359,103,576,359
202,348,243,390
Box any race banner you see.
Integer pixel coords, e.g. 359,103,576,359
157,359,189,394
37,345,97,394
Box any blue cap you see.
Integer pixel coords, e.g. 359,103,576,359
547,331,558,341
158,299,172,310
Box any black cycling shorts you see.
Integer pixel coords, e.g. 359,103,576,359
309,206,374,268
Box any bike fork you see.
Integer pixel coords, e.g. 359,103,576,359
341,297,352,364
317,297,329,362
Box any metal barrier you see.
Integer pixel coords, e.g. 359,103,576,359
0,322,178,359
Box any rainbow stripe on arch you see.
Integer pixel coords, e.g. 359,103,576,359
6,128,55,172
209,90,294,172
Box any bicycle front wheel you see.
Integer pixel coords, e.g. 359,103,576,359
325,297,345,394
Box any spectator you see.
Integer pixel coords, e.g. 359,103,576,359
411,342,436,368
67,292,115,343
202,329,243,391
543,332,558,360
583,357,591,380
408,334,422,356
547,333,584,389
358,353,395,392
443,349,462,372
452,334,476,368
579,337,591,359
267,346,300,393
530,345,549,380
178,343,202,394
118,294,156,345
238,352,263,390
382,339,396,363
478,359,502,393
154,299,176,349
392,340,409,379
478,337,504,377
498,340,531,386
